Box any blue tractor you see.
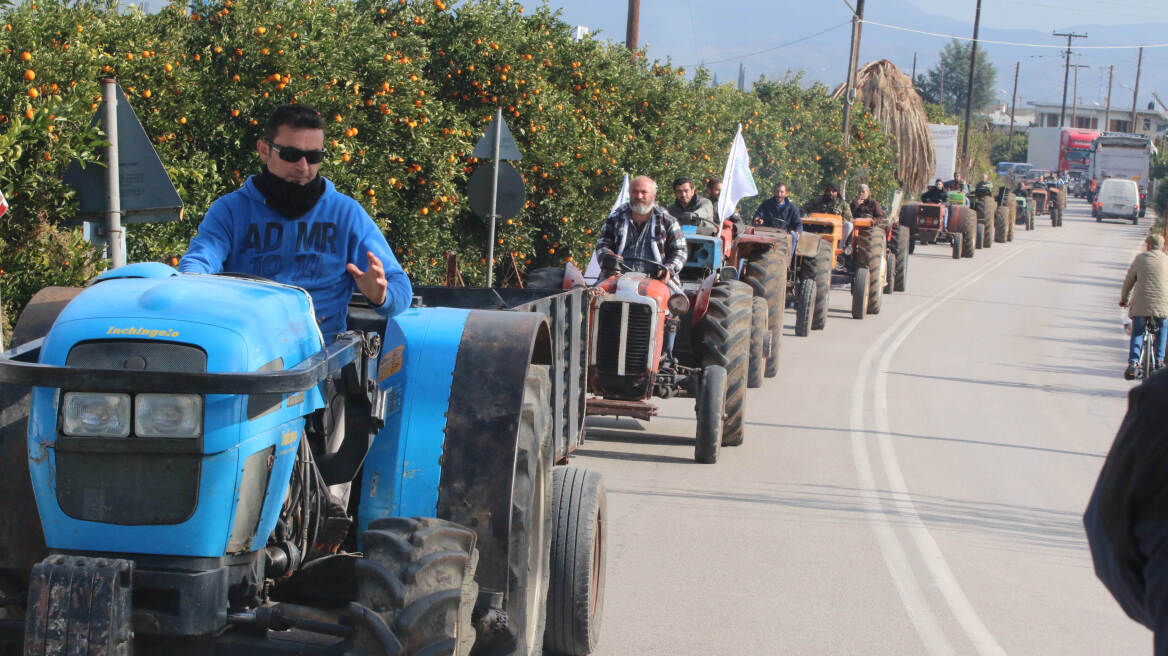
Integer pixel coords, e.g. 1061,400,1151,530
0,263,605,656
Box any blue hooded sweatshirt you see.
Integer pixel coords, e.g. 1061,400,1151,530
179,176,412,341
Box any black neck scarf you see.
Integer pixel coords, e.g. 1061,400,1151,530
253,167,326,218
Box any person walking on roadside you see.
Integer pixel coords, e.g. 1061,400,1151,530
1120,233,1168,380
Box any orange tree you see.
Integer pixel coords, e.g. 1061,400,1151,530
1,0,900,328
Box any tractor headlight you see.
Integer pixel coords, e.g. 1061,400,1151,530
135,394,203,438
668,293,691,315
62,392,131,437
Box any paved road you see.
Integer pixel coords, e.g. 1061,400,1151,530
571,197,1154,655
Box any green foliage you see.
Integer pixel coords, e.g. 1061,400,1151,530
0,0,900,327
989,131,1027,166
914,40,997,116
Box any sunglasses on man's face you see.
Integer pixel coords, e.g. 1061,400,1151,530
267,141,327,164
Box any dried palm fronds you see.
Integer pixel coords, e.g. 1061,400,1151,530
834,60,934,192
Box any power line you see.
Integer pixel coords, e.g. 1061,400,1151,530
860,18,1168,49
698,21,851,67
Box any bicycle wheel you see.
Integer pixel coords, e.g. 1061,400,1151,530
1141,328,1156,380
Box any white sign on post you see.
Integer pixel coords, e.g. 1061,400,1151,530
928,123,959,183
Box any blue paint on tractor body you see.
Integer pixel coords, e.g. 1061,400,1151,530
357,307,470,540
28,267,325,557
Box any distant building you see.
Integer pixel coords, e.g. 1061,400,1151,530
981,102,1036,133
1028,101,1168,137
572,25,590,42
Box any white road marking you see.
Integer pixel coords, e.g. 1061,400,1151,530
852,242,1033,655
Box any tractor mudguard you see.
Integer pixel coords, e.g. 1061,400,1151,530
732,231,790,263
689,274,718,327
795,232,821,258
362,307,551,594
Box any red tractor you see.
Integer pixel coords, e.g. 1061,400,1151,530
898,199,977,259
528,239,753,464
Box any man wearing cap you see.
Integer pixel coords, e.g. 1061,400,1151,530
804,181,854,246
1120,233,1168,379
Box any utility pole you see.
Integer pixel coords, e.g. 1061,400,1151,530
625,0,640,52
841,0,866,152
1104,64,1114,132
960,0,982,168
1054,31,1088,127
1007,61,1020,153
939,63,944,110
911,52,917,85
1130,46,1143,133
1070,63,1088,128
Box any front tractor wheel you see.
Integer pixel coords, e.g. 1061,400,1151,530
694,365,727,464
741,244,788,378
951,234,962,260
893,225,910,292
811,239,833,330
851,267,870,320
359,517,480,655
544,467,606,656
747,296,768,389
856,226,885,315
794,278,815,337
699,281,752,447
959,208,976,258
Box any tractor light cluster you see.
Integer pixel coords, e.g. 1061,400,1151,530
668,293,691,315
62,392,202,438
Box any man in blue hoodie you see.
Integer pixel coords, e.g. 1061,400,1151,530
180,104,412,342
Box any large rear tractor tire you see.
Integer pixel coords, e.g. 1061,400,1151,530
856,226,885,315
747,297,768,389
892,226,910,292
794,278,815,337
740,245,787,378
959,208,976,258
851,267,869,320
469,366,555,656
699,281,752,447
994,207,1008,243
811,240,832,331
694,365,726,464
544,467,606,656
984,222,994,249
359,517,480,655
526,267,567,290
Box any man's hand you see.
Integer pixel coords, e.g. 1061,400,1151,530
347,251,388,306
754,217,764,226
1120,299,1129,308
656,268,671,283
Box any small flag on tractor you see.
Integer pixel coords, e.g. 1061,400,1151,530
718,124,758,221
0,189,8,219
584,174,631,283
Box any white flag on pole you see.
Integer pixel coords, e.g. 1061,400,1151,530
718,124,758,220
584,174,631,283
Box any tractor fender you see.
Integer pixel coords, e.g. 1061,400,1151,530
361,306,551,594
690,273,718,327
732,232,789,263
795,232,821,258
563,261,587,289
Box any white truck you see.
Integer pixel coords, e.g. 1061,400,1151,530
1026,127,1062,172
1089,133,1152,217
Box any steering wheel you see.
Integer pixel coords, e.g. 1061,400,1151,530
605,255,667,277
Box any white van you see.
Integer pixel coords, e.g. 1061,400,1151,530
1094,178,1140,224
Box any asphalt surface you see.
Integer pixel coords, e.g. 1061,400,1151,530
571,197,1154,655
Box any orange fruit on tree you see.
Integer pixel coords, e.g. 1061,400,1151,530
23,69,35,81
20,51,31,61
27,88,38,98
256,26,267,35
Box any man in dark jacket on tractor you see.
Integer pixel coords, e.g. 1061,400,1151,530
921,179,949,204
804,181,854,248
666,176,718,236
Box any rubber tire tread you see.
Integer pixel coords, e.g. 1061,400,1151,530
747,297,767,389
526,268,566,290
741,244,787,378
994,207,1007,243
700,281,752,447
851,267,869,320
892,226,910,292
855,226,884,315
694,365,726,464
811,240,832,330
794,278,814,337
960,207,976,258
359,517,480,656
543,467,606,656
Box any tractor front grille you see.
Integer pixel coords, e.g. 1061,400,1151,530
595,301,654,376
56,340,206,525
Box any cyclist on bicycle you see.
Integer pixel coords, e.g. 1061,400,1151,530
1120,233,1168,380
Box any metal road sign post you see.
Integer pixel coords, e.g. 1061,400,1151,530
63,79,183,269
469,109,523,287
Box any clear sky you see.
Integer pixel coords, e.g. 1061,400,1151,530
897,0,1166,30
